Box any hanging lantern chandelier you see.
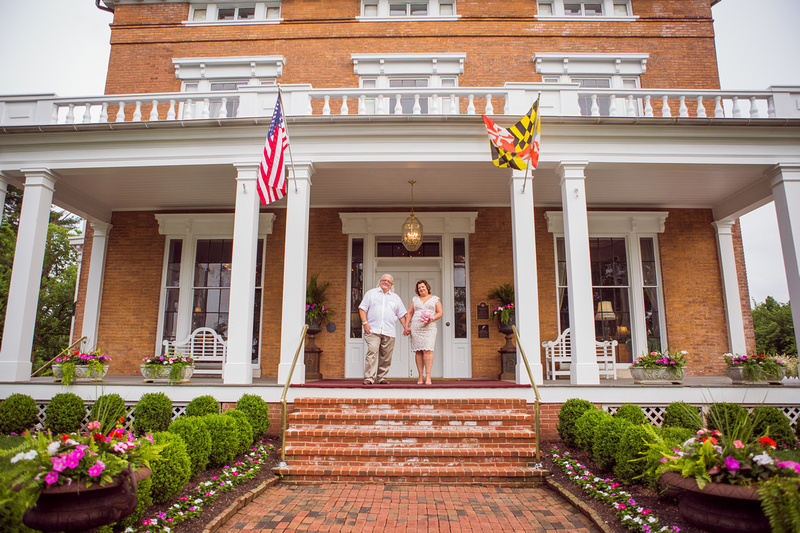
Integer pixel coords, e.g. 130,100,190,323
401,180,423,252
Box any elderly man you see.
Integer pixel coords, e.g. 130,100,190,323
358,274,409,385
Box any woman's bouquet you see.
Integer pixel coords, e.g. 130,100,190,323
420,309,434,327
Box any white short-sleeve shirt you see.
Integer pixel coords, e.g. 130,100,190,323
359,287,407,338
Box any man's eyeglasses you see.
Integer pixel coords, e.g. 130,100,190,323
380,279,393,285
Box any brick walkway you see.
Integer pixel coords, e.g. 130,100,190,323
215,483,602,532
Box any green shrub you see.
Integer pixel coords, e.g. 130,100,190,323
750,406,795,447
185,395,220,417
224,410,254,456
0,394,38,435
758,476,800,533
614,424,653,484
662,401,702,431
659,426,695,445
574,409,611,454
557,399,595,447
706,402,748,433
169,416,211,476
591,416,632,471
201,413,239,467
133,393,173,435
0,482,37,533
90,393,127,431
236,394,271,437
150,431,191,504
46,393,85,434
613,404,647,425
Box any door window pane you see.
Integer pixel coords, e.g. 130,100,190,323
453,238,467,339
350,239,364,339
162,239,183,344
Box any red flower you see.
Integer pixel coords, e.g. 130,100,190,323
759,436,777,448
93,433,107,442
60,434,70,442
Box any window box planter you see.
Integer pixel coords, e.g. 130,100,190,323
140,364,194,383
52,364,108,383
630,366,684,384
726,366,785,384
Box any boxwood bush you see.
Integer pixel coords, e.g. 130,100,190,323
201,413,239,467
591,416,632,471
749,406,795,447
574,408,611,454
613,423,653,484
133,392,173,435
46,393,85,434
613,404,647,425
706,402,748,433
236,394,271,437
149,431,191,504
224,410,254,456
169,415,211,476
662,401,702,431
90,393,126,430
557,398,595,447
185,395,220,417
0,393,38,435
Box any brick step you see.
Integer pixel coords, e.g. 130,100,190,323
284,446,537,467
285,427,536,446
273,465,548,486
293,398,529,411
288,411,531,427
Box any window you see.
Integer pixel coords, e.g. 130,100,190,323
537,0,633,18
360,0,458,19
547,211,667,365
390,78,429,114
574,78,611,116
453,238,467,339
376,241,440,257
187,3,281,24
350,239,364,339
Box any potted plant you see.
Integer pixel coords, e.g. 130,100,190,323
306,273,335,334
5,418,160,531
723,353,787,384
488,282,515,333
656,419,800,533
140,353,194,384
52,351,112,386
630,348,687,384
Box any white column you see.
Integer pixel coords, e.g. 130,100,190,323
0,172,9,223
712,220,748,354
0,169,57,381
510,170,543,385
81,221,111,351
224,163,261,384
557,162,599,385
277,163,314,385
769,164,800,351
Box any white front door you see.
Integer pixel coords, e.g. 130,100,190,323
382,269,444,379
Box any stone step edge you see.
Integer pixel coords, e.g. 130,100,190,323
289,412,532,421
285,427,536,438
273,465,548,477
283,446,538,457
293,398,528,406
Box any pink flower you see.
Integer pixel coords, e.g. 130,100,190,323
50,455,67,472
88,460,105,476
420,309,434,326
724,456,740,471
777,461,800,474
733,440,745,449
87,421,101,430
45,471,59,485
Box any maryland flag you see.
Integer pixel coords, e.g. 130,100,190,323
483,97,541,170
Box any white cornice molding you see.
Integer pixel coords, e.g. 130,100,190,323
534,53,649,76
340,212,477,235
155,212,276,236
544,211,668,234
173,56,286,80
352,53,466,76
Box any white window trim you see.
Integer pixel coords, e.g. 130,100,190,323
534,53,648,79
536,0,636,20
352,53,465,78
358,0,460,21
184,2,283,26
154,213,275,372
545,211,669,366
173,56,285,83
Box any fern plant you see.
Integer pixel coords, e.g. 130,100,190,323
757,477,800,533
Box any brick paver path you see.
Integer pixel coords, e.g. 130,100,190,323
216,483,602,532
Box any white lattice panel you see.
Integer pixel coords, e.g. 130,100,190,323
603,404,797,429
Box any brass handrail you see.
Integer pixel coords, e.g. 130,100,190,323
279,323,309,465
31,336,88,377
512,325,542,463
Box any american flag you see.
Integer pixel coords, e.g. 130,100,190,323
258,98,289,205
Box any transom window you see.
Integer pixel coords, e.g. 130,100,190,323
361,0,457,19
537,0,632,18
187,3,281,24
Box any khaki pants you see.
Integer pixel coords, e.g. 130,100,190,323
364,333,395,382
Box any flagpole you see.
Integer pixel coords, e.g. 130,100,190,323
521,92,542,194
276,85,299,194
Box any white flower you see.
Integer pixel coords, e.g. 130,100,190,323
47,441,61,455
753,452,774,465
10,449,37,463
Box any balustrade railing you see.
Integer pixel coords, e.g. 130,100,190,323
1,85,797,126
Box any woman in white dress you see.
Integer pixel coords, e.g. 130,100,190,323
403,280,444,385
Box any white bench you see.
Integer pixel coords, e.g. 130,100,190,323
162,327,227,378
542,328,618,380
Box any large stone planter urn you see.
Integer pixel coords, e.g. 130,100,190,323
726,366,785,384
659,471,770,533
52,364,109,383
496,314,516,381
630,366,684,384
304,318,323,380
140,364,194,383
23,467,151,532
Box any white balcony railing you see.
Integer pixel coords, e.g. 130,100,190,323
1,84,798,127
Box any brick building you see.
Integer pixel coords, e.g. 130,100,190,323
1,0,799,394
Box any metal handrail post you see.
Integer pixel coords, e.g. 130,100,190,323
31,336,88,377
279,324,309,466
512,325,542,463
